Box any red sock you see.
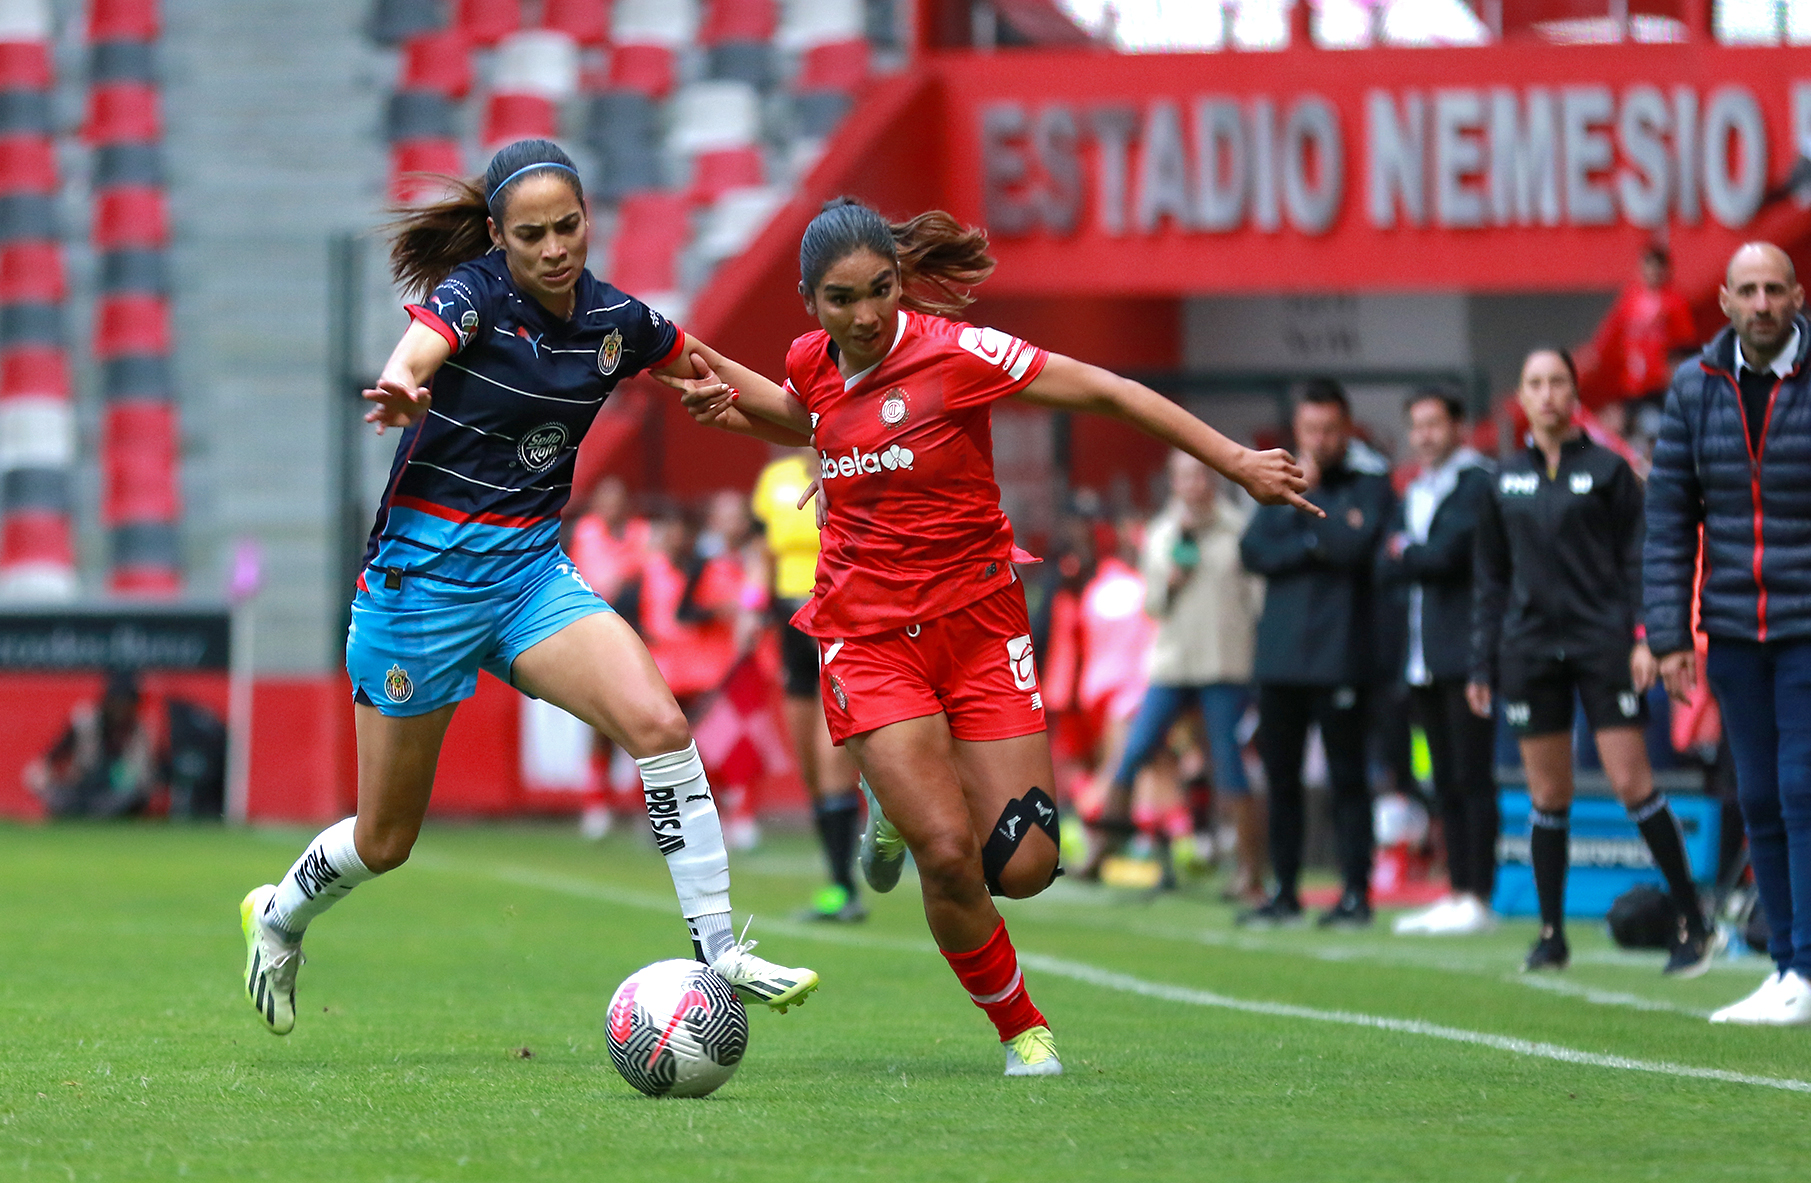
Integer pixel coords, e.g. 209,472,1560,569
941,920,1047,1042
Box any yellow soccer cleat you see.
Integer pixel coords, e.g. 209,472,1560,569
710,937,820,1013
241,885,303,1036
1003,1025,1063,1077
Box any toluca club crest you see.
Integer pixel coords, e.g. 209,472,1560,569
517,422,569,472
879,386,909,428
598,328,624,376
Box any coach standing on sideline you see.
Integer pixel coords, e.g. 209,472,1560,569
1238,379,1395,929
1646,242,1811,1025
1378,392,1498,936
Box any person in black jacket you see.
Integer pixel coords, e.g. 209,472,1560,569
1470,346,1713,975
1378,391,1498,936
1646,242,1811,1025
1239,379,1396,928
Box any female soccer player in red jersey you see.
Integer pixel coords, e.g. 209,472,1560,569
661,198,1314,1076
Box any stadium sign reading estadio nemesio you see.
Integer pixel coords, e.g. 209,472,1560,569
921,45,1811,292
981,83,1791,238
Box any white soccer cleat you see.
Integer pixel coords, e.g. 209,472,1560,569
1392,898,1456,935
1710,970,1811,1026
859,775,907,893
710,937,820,1013
240,885,303,1036
1004,1025,1063,1076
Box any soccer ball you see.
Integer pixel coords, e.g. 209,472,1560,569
605,959,748,1097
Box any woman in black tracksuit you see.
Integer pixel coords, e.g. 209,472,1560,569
1469,346,1714,974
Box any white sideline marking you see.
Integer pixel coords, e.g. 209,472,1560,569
437,860,1811,1096
1015,954,1811,1095
1511,973,1713,1018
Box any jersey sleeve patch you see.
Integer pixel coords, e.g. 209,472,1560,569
946,324,1048,409
413,269,488,354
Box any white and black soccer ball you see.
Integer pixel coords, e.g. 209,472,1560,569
606,959,748,1098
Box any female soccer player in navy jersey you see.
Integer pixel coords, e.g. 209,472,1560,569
659,198,1314,1076
238,141,819,1036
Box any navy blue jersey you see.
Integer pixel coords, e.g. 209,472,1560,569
361,252,682,589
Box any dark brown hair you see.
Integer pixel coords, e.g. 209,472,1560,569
800,198,995,316
385,139,584,298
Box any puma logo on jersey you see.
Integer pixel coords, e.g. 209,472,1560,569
516,326,545,357
820,444,913,479
957,326,1036,380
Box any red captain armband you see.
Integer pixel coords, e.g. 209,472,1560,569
651,328,688,372
1010,546,1042,565
1634,624,1647,641
406,304,460,353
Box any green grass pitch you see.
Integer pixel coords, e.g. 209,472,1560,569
3,822,1808,1181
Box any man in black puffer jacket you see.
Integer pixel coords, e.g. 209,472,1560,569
1645,242,1811,1025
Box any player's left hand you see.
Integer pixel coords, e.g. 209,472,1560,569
655,354,738,425
362,376,431,434
1236,447,1323,518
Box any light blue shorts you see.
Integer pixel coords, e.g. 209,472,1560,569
345,547,613,717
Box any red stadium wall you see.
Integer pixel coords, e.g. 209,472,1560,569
678,41,1811,504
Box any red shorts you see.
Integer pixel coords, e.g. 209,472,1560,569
816,581,1048,745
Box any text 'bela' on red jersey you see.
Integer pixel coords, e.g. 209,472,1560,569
786,310,1048,639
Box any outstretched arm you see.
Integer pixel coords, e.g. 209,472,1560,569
652,339,813,446
1015,354,1320,516
363,320,452,434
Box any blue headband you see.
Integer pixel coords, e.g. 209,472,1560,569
487,162,580,209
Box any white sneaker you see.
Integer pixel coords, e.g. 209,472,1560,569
240,885,303,1036
1424,895,1496,935
1711,970,1811,1026
1711,972,1787,1024
710,938,820,1013
1392,898,1457,935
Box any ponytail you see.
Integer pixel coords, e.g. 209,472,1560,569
799,198,995,317
384,139,585,298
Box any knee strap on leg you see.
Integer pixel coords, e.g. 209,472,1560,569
1023,786,1065,886
982,797,1031,897
982,787,1065,896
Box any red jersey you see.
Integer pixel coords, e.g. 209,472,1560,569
786,310,1048,638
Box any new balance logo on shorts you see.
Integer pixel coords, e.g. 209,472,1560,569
293,848,341,900
1506,702,1531,726
1618,691,1639,716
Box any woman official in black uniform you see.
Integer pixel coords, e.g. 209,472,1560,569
1469,347,1716,975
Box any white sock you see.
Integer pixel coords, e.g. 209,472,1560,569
636,742,733,955
688,912,736,962
267,817,376,937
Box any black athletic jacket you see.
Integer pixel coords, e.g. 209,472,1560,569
1241,455,1395,686
1471,435,1644,683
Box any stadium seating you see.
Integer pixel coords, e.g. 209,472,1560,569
367,0,873,349
84,0,178,595
368,0,447,45
0,0,72,598
454,0,521,46
400,29,473,98
542,0,611,45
